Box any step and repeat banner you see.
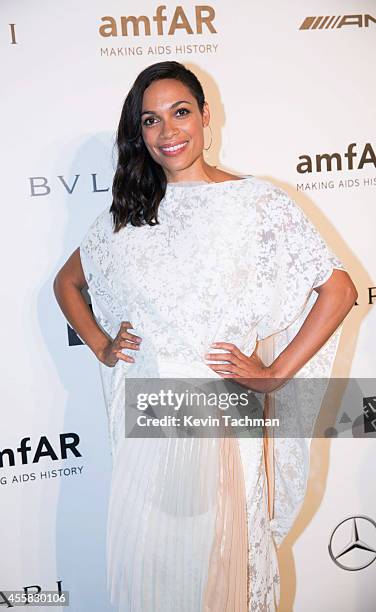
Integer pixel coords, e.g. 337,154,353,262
1,1,375,610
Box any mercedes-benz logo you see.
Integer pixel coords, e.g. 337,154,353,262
328,515,376,571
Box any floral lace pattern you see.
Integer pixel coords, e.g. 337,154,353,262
79,176,345,611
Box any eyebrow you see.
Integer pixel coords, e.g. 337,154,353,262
141,100,192,117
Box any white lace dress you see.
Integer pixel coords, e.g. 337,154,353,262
79,176,346,611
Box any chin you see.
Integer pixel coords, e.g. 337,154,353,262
159,157,192,171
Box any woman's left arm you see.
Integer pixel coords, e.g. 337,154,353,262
205,269,357,393
269,269,357,381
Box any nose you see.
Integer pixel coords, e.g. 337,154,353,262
160,117,179,140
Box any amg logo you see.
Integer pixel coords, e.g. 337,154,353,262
99,5,217,37
300,14,376,30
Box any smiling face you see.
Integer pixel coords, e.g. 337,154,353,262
140,78,210,182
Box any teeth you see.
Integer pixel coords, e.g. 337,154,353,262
161,142,187,152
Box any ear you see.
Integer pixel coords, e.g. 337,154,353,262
202,101,210,128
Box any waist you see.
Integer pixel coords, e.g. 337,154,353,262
157,358,222,378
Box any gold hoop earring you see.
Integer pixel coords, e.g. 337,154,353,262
203,124,212,151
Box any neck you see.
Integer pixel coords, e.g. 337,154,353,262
164,159,216,184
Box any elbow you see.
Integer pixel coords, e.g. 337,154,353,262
53,269,67,299
335,270,358,306
53,269,86,297
345,275,358,304
350,286,358,303
53,273,61,299
318,271,358,313
343,279,358,313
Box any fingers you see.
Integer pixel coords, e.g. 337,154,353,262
115,352,136,363
120,320,133,329
205,351,242,366
206,362,238,374
107,321,143,365
206,362,251,377
205,343,261,378
119,321,142,344
119,339,141,351
205,343,245,372
209,342,244,360
207,342,247,363
115,336,140,362
120,331,142,343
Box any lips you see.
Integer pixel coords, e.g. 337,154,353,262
159,140,189,156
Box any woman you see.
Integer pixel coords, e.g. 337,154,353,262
53,61,357,611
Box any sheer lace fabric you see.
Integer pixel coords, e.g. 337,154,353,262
79,176,345,611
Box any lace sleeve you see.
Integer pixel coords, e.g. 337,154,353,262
79,208,124,339
280,191,346,290
253,186,346,546
256,186,346,341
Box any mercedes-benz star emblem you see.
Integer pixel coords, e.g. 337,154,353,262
328,515,376,571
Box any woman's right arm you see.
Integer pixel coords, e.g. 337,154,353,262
53,248,141,366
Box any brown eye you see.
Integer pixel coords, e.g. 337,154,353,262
143,117,156,127
176,108,190,117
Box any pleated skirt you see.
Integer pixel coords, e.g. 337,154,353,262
105,361,280,611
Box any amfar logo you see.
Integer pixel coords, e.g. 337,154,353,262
300,14,376,30
99,5,217,37
0,433,81,468
328,516,376,571
297,142,376,174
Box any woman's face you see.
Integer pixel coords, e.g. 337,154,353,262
141,78,210,181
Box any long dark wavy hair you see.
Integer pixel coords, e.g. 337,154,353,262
110,61,206,231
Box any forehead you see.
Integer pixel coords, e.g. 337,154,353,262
142,79,194,109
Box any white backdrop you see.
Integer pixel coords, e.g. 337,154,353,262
1,1,375,610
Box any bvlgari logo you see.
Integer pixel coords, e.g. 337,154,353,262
29,173,109,196
300,15,376,30
297,142,376,174
99,5,217,37
328,516,376,570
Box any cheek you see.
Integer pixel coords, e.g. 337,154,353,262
141,130,151,145
189,118,204,141
142,131,157,155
